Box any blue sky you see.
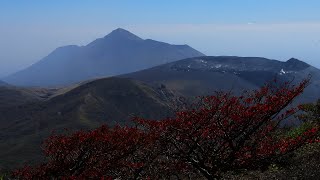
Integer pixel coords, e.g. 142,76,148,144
0,0,320,77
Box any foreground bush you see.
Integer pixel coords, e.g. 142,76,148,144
13,79,319,179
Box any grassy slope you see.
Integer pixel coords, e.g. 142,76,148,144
222,143,320,180
0,77,175,170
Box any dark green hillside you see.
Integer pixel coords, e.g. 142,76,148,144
0,86,54,108
0,77,175,170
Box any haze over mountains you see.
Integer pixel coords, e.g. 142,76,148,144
3,28,204,87
1,28,320,171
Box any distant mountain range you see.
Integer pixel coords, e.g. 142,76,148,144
0,78,176,170
3,28,204,87
1,28,320,172
122,56,320,103
1,56,320,171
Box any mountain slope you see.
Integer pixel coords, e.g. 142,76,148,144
4,28,204,87
122,56,320,103
0,80,8,86
0,85,56,108
0,77,176,170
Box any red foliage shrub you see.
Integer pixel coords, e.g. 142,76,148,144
13,126,157,179
13,78,319,179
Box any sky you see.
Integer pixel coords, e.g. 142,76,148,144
0,0,320,77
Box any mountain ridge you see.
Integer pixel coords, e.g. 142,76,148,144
1,56,319,170
121,56,319,103
0,77,177,170
3,28,204,87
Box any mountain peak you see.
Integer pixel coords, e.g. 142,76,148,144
4,28,204,86
105,28,143,41
287,58,302,63
285,58,310,70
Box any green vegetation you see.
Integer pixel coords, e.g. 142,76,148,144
11,79,320,179
0,78,175,171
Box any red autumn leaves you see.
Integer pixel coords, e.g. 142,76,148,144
13,78,319,179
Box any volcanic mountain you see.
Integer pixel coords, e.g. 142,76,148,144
122,56,320,103
3,28,204,87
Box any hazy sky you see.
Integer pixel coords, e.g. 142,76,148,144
1,0,320,77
